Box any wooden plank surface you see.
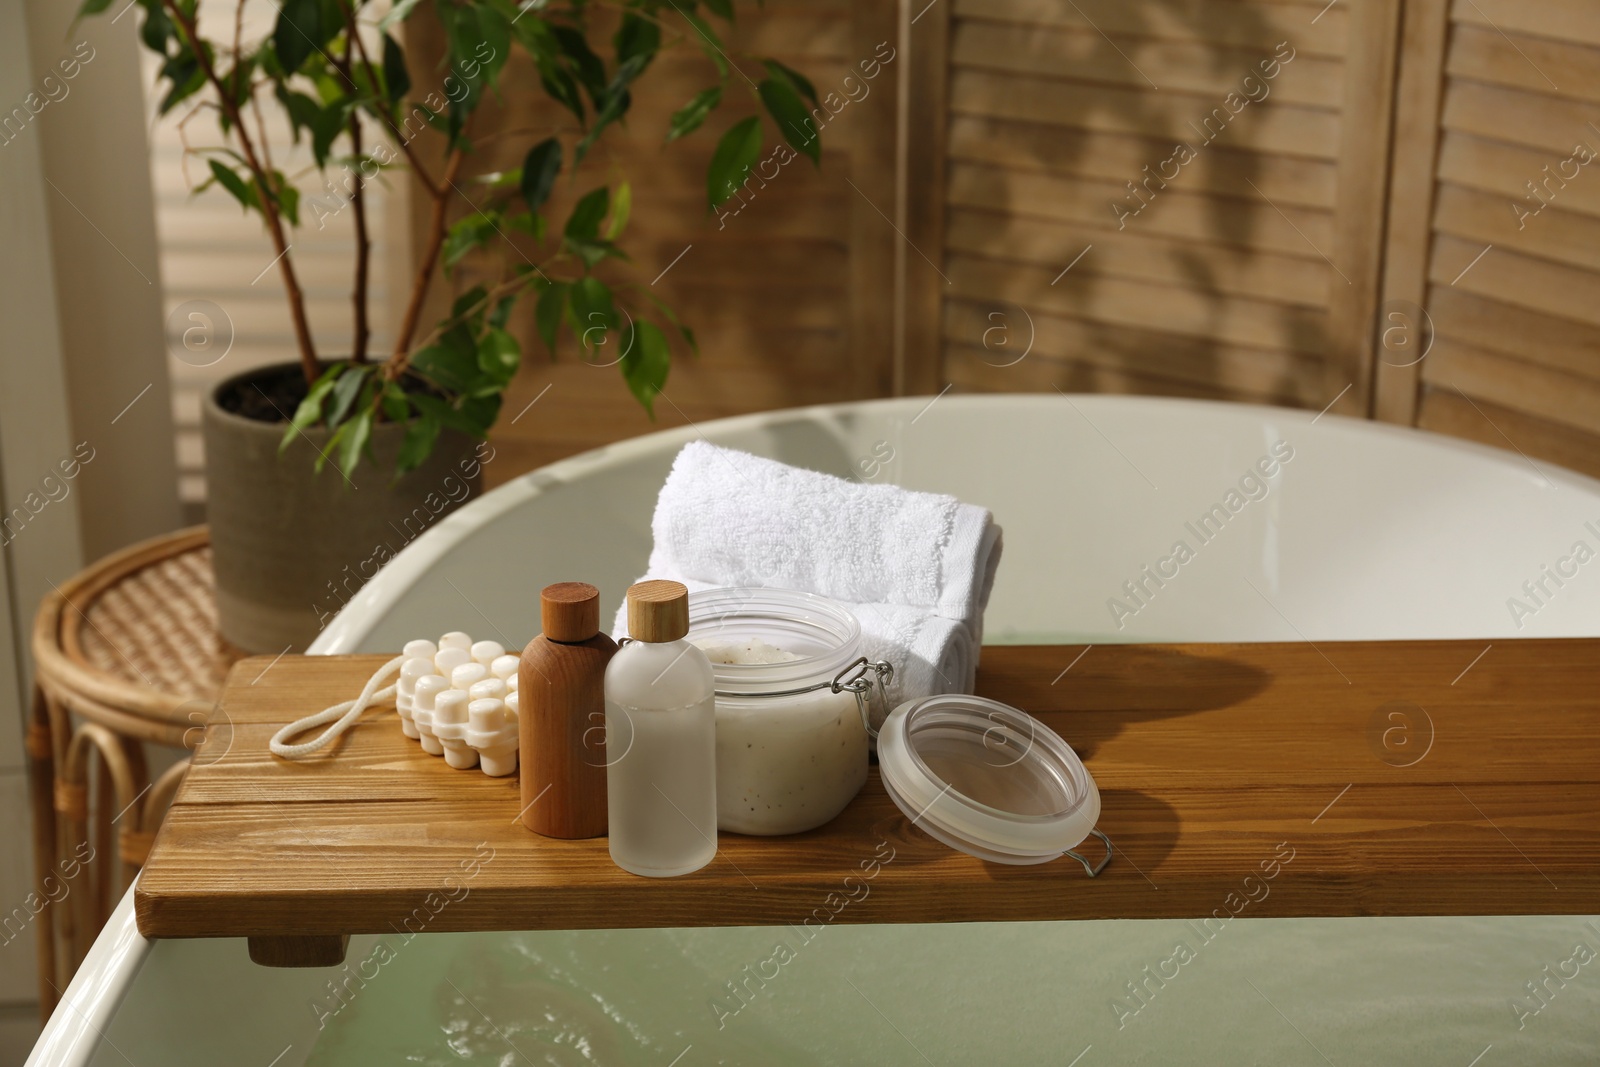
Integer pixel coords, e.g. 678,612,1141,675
1416,387,1600,481
952,0,1352,57
948,71,1344,159
946,118,1342,210
897,0,952,396
137,640,1600,941
1322,0,1402,416
1372,0,1449,426
950,21,1346,105
943,208,1334,306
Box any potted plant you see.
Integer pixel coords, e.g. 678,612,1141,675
81,0,825,652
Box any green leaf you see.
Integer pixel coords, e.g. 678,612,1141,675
565,186,610,241
701,0,734,20
476,6,512,87
78,0,115,15
667,85,721,142
274,0,322,75
396,414,441,474
564,237,626,270
758,77,819,164
642,290,700,356
443,214,495,268
318,0,345,40
309,105,344,168
326,365,369,428
451,285,490,334
489,295,516,330
614,10,660,68
315,420,348,473
569,276,616,353
206,159,259,213
478,168,522,189
139,3,174,51
439,5,491,119
677,10,728,80
377,0,424,33
461,393,501,429
337,408,374,478
477,327,520,384
159,53,205,114
278,367,341,453
605,181,631,240
621,320,671,416
574,52,647,163
410,393,490,439
539,66,585,122
382,34,410,104
519,137,561,213
536,282,566,351
509,10,557,60
707,116,761,210
550,25,608,109
505,210,547,242
380,381,411,422
312,69,344,106
517,19,585,122
761,58,818,108
277,87,317,141
223,53,258,109
265,171,300,226
276,182,301,226
409,332,483,396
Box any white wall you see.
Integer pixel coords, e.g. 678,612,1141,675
0,0,85,1048
1,0,181,1051
24,0,182,561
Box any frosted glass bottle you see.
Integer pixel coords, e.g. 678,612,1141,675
605,581,718,877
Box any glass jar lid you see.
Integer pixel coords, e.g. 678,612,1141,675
877,694,1101,865
687,586,862,697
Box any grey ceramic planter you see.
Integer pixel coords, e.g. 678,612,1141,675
203,362,486,653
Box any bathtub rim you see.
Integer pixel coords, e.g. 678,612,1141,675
307,392,1600,658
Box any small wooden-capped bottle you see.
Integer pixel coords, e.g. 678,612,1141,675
519,582,618,838
626,578,692,641
604,580,718,877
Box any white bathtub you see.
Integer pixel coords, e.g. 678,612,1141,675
32,396,1600,1066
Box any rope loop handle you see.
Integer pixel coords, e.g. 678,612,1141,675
269,655,404,759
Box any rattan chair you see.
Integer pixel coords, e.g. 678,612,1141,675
27,526,241,1019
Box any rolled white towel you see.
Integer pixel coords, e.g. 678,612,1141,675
846,602,974,705
645,442,1003,642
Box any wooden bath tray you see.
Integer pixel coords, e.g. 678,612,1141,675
135,640,1600,962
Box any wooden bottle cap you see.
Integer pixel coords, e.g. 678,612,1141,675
541,582,601,642
627,580,690,642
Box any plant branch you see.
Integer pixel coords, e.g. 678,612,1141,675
348,113,371,363
407,267,555,354
384,144,468,377
163,0,320,384
469,122,583,147
336,5,371,363
347,25,441,199
248,91,276,189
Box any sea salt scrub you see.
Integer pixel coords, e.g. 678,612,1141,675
696,638,802,666
687,588,882,836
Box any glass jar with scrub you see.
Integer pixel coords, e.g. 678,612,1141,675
687,587,893,836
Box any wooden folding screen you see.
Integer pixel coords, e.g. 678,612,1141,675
411,0,1598,479
900,0,1401,416
1378,0,1600,479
